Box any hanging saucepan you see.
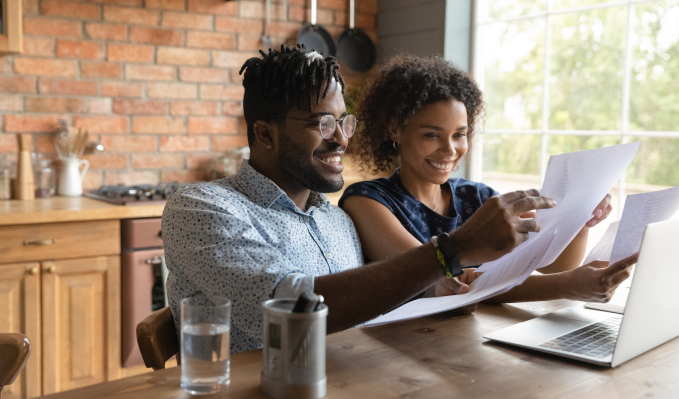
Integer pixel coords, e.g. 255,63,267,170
337,0,376,72
297,0,336,56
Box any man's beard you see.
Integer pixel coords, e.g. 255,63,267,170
278,130,344,193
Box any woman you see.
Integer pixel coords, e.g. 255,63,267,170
339,55,614,304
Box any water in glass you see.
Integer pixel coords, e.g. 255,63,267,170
181,323,230,395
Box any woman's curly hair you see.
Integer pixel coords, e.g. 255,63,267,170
350,54,485,174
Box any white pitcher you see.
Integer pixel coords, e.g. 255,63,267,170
58,157,89,196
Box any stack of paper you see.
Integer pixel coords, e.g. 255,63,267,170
583,185,679,313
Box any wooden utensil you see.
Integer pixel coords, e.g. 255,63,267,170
53,125,89,159
72,129,88,159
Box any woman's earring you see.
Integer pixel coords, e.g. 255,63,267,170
393,140,399,150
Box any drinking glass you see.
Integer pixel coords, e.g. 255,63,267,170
180,297,231,395
34,158,56,198
0,158,13,200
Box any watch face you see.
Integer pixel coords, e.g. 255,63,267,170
437,233,455,255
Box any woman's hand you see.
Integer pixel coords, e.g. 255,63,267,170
587,193,613,228
561,253,638,302
427,269,482,315
432,268,482,296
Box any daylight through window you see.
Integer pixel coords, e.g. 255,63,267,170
472,0,679,244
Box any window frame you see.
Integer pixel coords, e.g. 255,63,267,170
469,0,679,214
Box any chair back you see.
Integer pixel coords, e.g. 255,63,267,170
0,333,31,399
136,307,181,370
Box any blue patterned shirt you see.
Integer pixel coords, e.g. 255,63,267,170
163,160,363,353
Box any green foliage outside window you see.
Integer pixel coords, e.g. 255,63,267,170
480,0,679,187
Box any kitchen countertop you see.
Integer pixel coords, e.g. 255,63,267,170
0,196,165,226
0,159,380,227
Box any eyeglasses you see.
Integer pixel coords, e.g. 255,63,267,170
269,114,357,139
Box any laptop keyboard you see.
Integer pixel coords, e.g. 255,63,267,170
538,315,622,359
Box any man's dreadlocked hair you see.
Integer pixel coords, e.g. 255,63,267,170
239,44,346,146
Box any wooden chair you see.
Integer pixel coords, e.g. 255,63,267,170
136,307,181,370
0,333,31,399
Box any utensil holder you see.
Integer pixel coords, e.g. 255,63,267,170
261,299,327,399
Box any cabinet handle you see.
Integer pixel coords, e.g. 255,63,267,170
46,266,56,274
23,238,56,246
28,267,39,275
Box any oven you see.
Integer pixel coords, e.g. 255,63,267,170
120,217,168,367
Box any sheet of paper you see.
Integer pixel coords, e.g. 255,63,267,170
579,186,679,311
609,185,679,265
478,141,640,273
578,186,679,312
532,141,641,267
364,232,558,326
581,220,631,310
582,221,619,265
365,142,640,327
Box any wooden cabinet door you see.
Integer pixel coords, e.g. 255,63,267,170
0,262,41,399
41,256,121,395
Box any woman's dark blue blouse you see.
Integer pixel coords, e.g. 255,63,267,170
338,168,499,246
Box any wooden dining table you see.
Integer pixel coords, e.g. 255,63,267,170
40,299,679,399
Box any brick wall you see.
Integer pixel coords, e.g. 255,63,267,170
0,0,377,189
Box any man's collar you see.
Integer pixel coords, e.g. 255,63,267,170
307,191,329,210
233,159,329,211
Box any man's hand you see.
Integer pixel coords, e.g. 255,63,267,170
587,193,613,228
563,253,638,302
449,189,557,266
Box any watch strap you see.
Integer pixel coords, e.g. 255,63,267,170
436,232,463,278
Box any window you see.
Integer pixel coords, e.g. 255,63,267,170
471,0,679,246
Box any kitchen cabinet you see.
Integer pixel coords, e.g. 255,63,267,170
0,220,120,398
41,256,120,395
0,262,41,398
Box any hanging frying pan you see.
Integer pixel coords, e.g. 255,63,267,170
297,0,336,56
261,0,273,50
338,0,376,72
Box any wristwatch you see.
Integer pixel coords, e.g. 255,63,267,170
436,232,463,278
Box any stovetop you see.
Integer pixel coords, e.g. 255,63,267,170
84,183,193,206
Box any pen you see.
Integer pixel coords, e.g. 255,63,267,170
292,292,323,313
290,293,324,365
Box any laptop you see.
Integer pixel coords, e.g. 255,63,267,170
483,218,679,367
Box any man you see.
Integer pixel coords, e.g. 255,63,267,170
162,45,634,353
